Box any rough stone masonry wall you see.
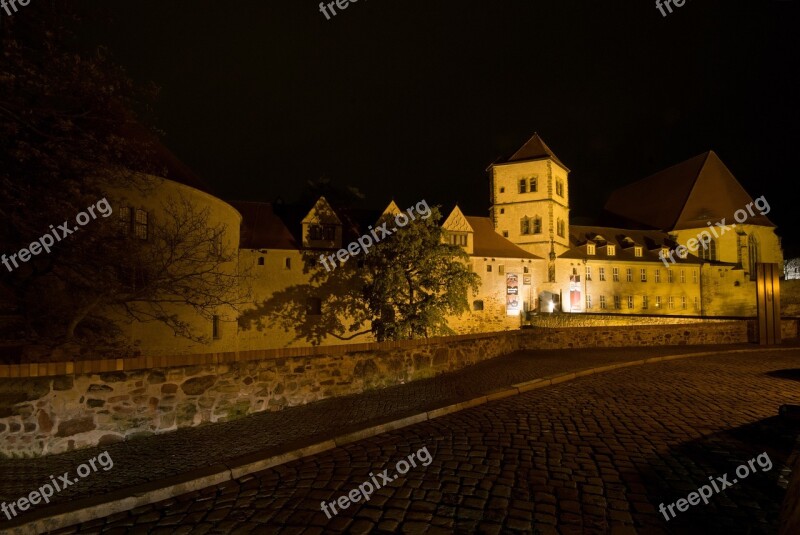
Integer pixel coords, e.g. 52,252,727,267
0,321,780,458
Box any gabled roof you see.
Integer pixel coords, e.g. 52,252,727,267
230,201,299,250
496,133,569,171
465,217,540,259
302,196,341,225
561,225,704,264
604,151,774,231
442,205,474,233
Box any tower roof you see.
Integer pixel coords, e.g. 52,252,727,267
500,133,569,171
604,151,774,231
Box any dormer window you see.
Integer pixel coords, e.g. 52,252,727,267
587,243,596,255
634,246,643,257
449,232,468,247
309,224,336,241
607,245,616,256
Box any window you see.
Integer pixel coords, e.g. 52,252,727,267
668,270,674,283
212,315,221,340
523,266,529,273
520,218,530,235
655,296,662,309
640,268,647,282
612,267,619,282
627,296,634,309
693,270,698,284
134,209,149,240
533,216,542,234
587,243,596,255
498,265,505,275
694,296,700,311
486,265,492,272
450,233,468,246
613,295,621,309
118,206,131,235
599,267,606,281
557,219,565,238
607,245,616,256
500,187,505,193
502,231,509,238
519,179,527,193
699,236,717,261
529,177,538,192
586,295,592,309
258,257,265,266
285,258,291,270
668,296,675,309
680,269,686,283
556,179,564,197
309,224,337,241
681,296,687,310
634,246,643,257
306,297,322,316
500,208,505,214
599,295,606,309
209,231,223,257
473,300,484,311
626,268,632,282
642,295,649,309
655,269,661,283
586,266,592,281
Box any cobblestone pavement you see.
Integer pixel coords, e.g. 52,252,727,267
0,344,754,508
50,349,800,534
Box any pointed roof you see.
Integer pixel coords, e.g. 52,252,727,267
604,151,775,231
381,200,402,218
499,133,569,171
302,196,341,225
442,205,474,233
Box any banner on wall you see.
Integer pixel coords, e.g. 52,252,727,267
569,274,582,311
506,273,520,315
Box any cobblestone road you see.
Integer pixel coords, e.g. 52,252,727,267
53,350,800,534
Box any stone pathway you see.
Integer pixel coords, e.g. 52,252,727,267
51,349,800,534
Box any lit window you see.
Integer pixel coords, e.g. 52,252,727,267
599,267,606,281
655,296,662,308
134,209,148,240
640,268,647,282
607,245,616,256
614,295,621,309
699,236,717,261
599,295,606,309
613,267,619,282
118,206,131,235
627,296,634,309
634,246,643,257
473,300,484,311
529,177,538,192
626,268,632,282
519,179,527,193
587,243,596,255
642,295,649,309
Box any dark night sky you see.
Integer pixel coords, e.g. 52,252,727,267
73,0,799,254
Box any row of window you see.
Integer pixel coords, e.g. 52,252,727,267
587,295,699,311
519,217,566,237
587,266,698,283
587,243,644,257
499,177,565,198
486,265,530,274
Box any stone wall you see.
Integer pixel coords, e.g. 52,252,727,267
0,320,788,458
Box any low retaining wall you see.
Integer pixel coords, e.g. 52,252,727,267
0,320,786,457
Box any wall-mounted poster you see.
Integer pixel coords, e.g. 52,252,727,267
569,274,581,312
506,273,520,315
523,274,531,285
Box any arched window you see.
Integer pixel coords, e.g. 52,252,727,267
699,236,717,261
533,216,542,234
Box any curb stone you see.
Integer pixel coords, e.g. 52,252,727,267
5,346,798,535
